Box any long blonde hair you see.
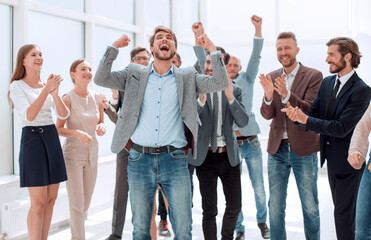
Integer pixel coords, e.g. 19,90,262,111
8,44,39,106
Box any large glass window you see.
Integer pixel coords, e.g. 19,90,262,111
206,0,276,43
280,0,349,41
144,0,171,29
28,11,85,96
0,4,13,176
93,0,134,24
94,26,134,157
33,0,84,12
176,0,199,44
177,43,197,68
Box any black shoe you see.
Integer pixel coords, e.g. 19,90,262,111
158,220,171,237
105,234,121,240
258,222,270,239
235,232,245,240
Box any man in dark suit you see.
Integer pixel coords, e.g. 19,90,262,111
259,32,323,240
283,37,371,240
188,26,249,239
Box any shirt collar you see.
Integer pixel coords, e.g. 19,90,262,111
282,62,300,78
336,69,355,86
150,63,174,77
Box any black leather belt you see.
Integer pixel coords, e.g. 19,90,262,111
237,135,257,146
281,139,290,145
132,143,184,154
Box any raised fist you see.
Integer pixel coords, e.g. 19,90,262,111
197,34,216,52
112,34,131,48
192,22,205,38
251,15,262,28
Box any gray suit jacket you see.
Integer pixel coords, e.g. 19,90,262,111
94,46,229,158
187,86,249,167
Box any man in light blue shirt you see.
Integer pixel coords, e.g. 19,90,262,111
94,26,230,240
229,15,270,240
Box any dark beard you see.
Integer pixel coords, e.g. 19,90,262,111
154,51,176,61
329,57,346,73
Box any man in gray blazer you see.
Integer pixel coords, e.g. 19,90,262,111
94,26,229,240
188,22,249,240
101,47,151,240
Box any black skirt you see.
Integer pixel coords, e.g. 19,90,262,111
19,124,67,187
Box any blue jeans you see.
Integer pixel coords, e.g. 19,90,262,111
356,155,371,240
127,148,192,240
268,142,320,240
235,137,267,234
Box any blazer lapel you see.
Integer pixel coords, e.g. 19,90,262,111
329,72,358,118
207,93,212,113
137,64,151,107
290,64,305,93
323,76,336,118
222,91,227,123
174,67,184,110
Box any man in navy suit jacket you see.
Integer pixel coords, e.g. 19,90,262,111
283,37,371,240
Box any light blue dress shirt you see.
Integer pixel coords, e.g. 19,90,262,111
131,64,187,148
232,37,264,136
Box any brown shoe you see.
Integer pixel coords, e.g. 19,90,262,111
258,222,270,239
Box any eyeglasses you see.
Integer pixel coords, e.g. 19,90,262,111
132,56,150,61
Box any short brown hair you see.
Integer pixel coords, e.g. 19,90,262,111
130,47,151,60
326,37,361,68
174,52,181,62
277,32,297,46
149,26,177,48
70,59,86,84
206,46,230,65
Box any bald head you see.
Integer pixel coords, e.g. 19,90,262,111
227,54,242,79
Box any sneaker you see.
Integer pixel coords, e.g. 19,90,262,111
158,220,171,237
235,231,245,240
105,234,121,240
258,222,270,239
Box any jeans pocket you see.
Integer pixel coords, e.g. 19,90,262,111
170,149,186,159
128,149,143,162
250,138,261,150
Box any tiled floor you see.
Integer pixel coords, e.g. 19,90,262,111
49,167,336,240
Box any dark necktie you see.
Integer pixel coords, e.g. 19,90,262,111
210,92,219,151
327,79,341,118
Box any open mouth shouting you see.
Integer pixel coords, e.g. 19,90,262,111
160,44,170,52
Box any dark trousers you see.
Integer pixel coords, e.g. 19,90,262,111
111,149,129,237
328,167,363,240
196,152,241,240
158,164,195,220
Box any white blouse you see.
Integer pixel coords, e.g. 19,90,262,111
9,80,69,128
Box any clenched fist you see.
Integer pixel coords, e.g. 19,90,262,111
112,34,131,48
192,22,205,38
197,34,216,53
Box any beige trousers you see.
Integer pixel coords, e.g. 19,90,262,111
65,159,97,240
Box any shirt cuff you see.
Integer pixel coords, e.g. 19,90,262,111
263,95,273,106
110,98,119,105
228,98,235,105
198,98,206,107
281,91,291,104
254,36,263,40
210,51,220,56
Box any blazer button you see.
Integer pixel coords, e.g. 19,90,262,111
326,141,330,145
